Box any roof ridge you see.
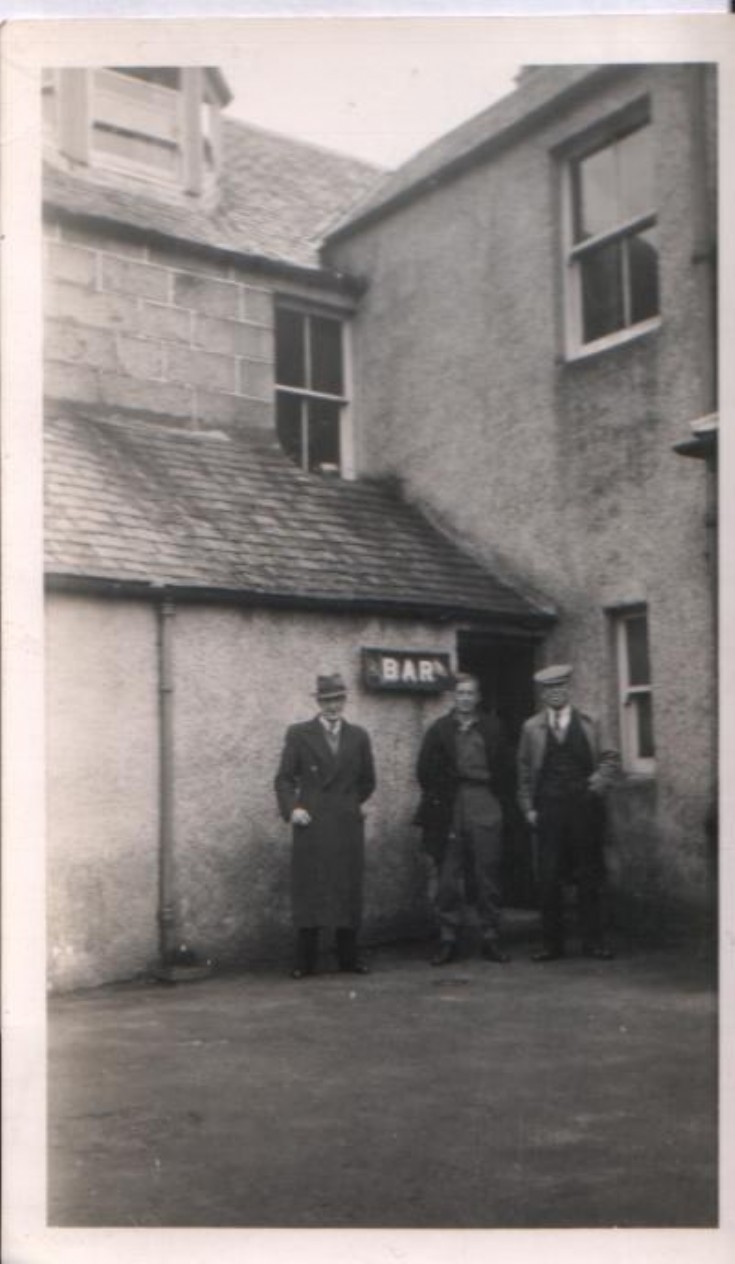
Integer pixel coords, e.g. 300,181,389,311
324,64,614,243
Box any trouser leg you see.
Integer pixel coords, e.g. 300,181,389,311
573,797,607,950
335,927,359,970
294,926,319,974
470,819,504,943
578,877,604,950
434,832,465,943
536,811,565,953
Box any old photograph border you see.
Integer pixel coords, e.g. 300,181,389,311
2,10,734,1264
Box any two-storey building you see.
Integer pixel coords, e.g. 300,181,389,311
324,62,718,941
43,63,717,989
43,66,553,990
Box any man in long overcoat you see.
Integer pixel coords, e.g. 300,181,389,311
415,673,515,965
517,663,620,961
275,673,376,978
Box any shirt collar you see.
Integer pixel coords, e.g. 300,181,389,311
547,704,571,727
320,714,342,730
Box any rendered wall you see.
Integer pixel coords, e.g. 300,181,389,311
46,594,159,990
46,593,457,991
327,66,717,920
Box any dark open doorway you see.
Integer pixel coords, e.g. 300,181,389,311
457,629,539,908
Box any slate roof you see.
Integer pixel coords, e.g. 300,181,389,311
45,412,552,626
325,65,618,243
44,116,386,272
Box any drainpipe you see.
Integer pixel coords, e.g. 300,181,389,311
153,591,211,983
156,594,178,968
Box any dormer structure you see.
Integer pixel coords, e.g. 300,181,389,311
43,67,232,199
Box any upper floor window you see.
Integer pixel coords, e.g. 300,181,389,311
564,114,660,355
613,606,655,775
50,66,230,195
275,307,351,476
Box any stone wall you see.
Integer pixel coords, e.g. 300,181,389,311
44,221,278,431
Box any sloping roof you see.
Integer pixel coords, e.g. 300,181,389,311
44,116,386,272
325,65,621,244
45,412,552,627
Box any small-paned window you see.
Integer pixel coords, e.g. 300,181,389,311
614,607,656,774
275,308,347,474
565,117,660,354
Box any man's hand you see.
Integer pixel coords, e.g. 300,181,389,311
290,807,312,827
526,809,538,829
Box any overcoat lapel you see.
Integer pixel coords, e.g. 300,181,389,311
302,717,347,783
303,718,334,766
531,713,549,772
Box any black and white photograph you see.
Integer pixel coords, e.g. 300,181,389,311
2,9,733,1264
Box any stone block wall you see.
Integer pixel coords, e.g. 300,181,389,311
44,220,276,431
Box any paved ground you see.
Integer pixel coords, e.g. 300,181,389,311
48,937,718,1229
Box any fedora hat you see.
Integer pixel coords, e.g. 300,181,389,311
315,673,348,700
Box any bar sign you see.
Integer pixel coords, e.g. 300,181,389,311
361,648,453,693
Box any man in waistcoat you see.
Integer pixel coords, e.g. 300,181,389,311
275,673,376,979
517,664,619,961
415,673,515,966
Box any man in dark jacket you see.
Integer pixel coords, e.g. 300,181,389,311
415,673,515,965
517,663,619,961
275,673,376,979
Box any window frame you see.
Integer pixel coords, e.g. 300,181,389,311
274,302,354,479
613,605,656,776
560,101,661,360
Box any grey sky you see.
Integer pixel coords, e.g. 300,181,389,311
222,45,521,167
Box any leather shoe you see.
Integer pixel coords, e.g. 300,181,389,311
583,945,615,960
531,949,564,962
290,968,314,979
339,962,370,974
431,942,458,967
481,942,510,963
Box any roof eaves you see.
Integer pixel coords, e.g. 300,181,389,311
44,572,556,632
43,202,366,298
323,64,632,247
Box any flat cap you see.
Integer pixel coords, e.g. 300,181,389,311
534,663,572,687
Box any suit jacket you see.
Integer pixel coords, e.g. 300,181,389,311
516,707,619,817
414,709,514,862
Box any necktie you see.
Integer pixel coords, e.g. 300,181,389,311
327,720,340,753
552,713,563,740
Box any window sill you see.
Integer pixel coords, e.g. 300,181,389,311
561,317,661,366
